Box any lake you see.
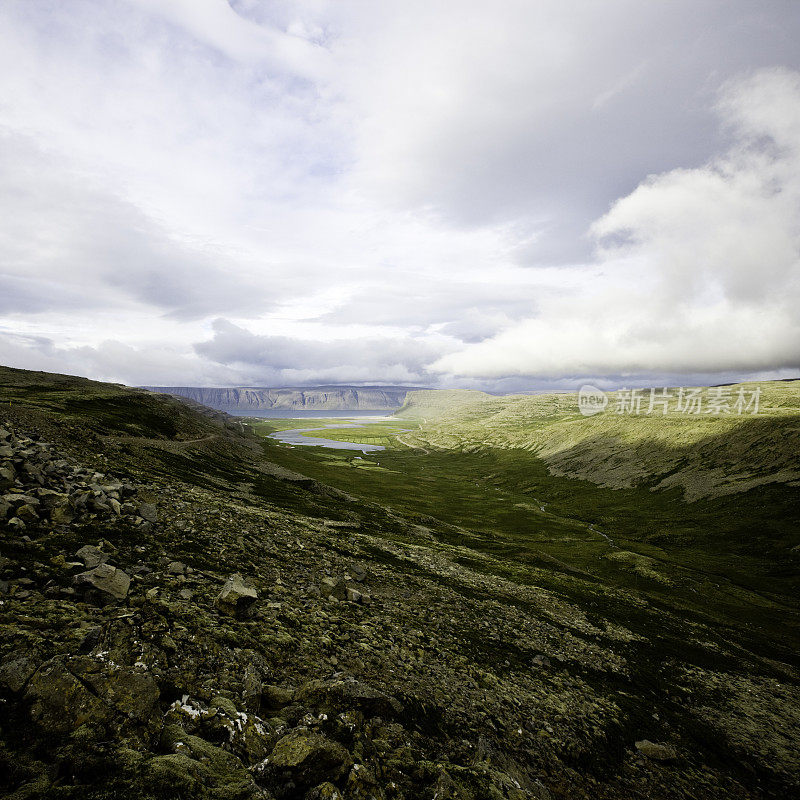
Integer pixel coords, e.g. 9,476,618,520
268,420,388,452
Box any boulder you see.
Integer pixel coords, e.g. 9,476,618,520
0,466,15,491
50,504,75,525
216,573,258,616
36,489,69,510
635,740,677,761
320,577,347,601
16,504,39,524
345,587,363,604
297,678,403,720
74,563,131,601
25,659,110,734
264,729,352,789
0,656,38,693
75,544,109,569
138,503,158,523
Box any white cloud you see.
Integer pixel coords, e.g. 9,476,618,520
432,69,800,381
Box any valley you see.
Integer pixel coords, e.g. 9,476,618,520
1,367,799,800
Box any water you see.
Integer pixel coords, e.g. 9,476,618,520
268,420,388,452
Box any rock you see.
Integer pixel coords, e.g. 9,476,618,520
70,659,160,721
209,695,239,718
0,656,38,693
306,781,345,800
25,658,110,734
75,544,110,569
36,489,69,510
320,577,347,601
0,497,10,520
0,466,15,491
7,517,26,532
167,561,187,575
216,573,258,616
635,740,678,761
347,563,367,583
264,729,352,789
50,504,75,524
16,504,39,524
74,563,131,601
261,684,295,713
297,678,403,720
532,654,551,667
150,727,257,797
345,587,363,603
138,503,158,523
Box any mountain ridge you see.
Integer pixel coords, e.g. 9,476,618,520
145,385,421,412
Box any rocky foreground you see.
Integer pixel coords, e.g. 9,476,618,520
1,368,799,800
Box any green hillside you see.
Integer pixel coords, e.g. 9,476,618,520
397,381,800,500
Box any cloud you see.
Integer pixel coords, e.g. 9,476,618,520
431,68,800,381
1,3,799,388
194,318,450,385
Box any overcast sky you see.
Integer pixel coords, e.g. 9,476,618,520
1,0,799,390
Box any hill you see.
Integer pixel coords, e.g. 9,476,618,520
1,366,799,800
397,381,800,500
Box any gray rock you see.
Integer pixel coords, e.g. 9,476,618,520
36,489,69,510
345,587,363,603
0,466,15,490
216,573,257,616
75,545,110,569
320,576,347,601
4,493,39,508
167,561,187,575
74,563,131,601
0,656,38,693
138,503,158,523
635,739,678,761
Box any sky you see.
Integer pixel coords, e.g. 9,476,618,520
1,0,799,391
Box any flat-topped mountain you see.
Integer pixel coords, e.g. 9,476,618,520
145,385,420,413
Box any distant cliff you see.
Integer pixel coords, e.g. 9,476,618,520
144,385,417,412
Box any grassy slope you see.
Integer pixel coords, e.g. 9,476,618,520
398,382,800,499
254,381,800,650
